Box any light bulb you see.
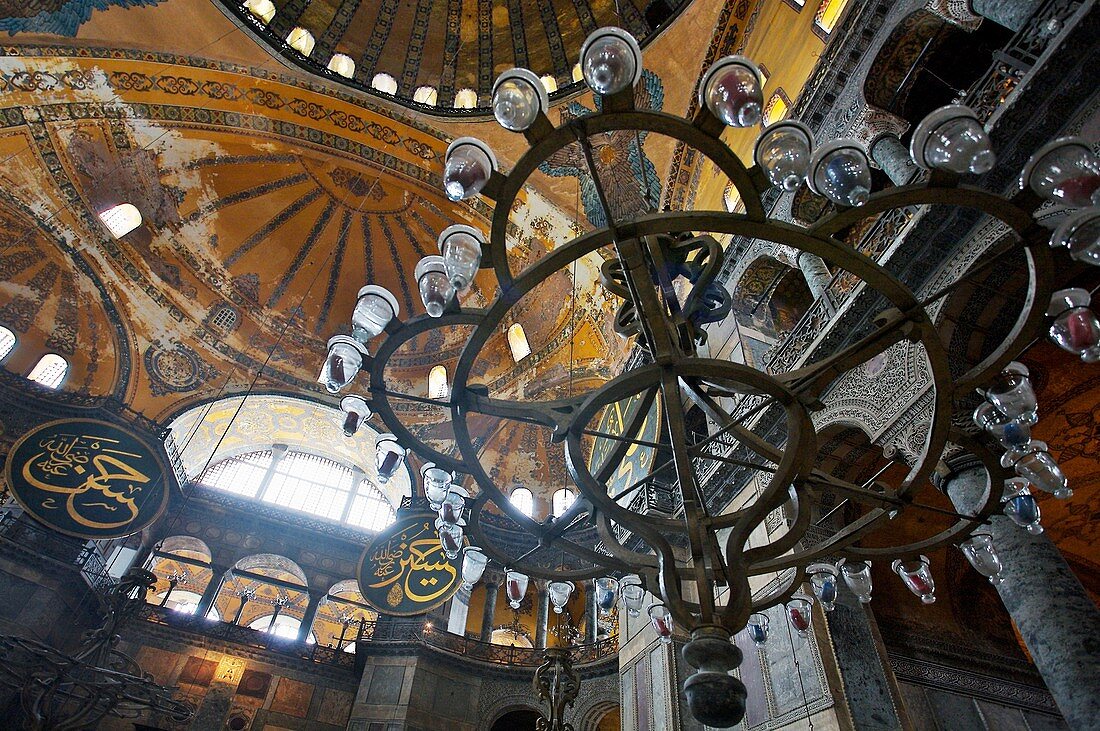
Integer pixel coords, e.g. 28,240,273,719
438,225,485,291
594,577,619,615
375,433,405,483
415,256,455,317
1020,136,1100,208
492,68,547,131
746,613,769,648
1047,287,1100,363
580,27,641,95
754,120,813,191
839,559,873,603
443,138,496,201
786,594,814,636
700,56,763,127
351,285,399,343
506,570,529,609
807,563,839,611
321,336,366,394
647,603,673,644
910,105,996,174
892,556,936,604
809,140,872,207
339,395,371,436
1050,207,1100,266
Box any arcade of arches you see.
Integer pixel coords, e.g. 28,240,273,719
0,0,1097,730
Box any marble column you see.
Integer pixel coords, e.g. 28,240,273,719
585,583,598,644
971,0,1043,31
480,578,499,642
822,591,907,730
941,464,1100,730
447,584,471,635
870,134,917,186
796,251,833,305
194,564,228,620
535,581,550,648
297,590,324,643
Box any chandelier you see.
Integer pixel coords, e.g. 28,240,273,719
0,568,193,730
319,26,1100,727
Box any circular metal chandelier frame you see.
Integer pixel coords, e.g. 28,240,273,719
365,84,1056,633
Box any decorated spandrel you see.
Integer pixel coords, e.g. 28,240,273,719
588,392,660,507
357,512,463,616
3,419,170,539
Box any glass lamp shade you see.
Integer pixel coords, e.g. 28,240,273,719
1050,207,1100,266
439,487,468,527
438,225,485,291
620,576,645,617
548,581,575,614
375,433,405,483
746,612,770,648
972,401,1032,449
984,361,1038,425
594,577,619,615
786,594,814,637
892,556,936,604
443,137,497,201
352,285,400,343
505,570,529,609
492,68,549,131
461,547,488,587
699,55,763,128
754,120,813,191
1020,136,1100,208
321,336,367,394
910,105,996,174
579,27,642,96
838,559,873,604
647,603,673,644
339,395,372,436
808,140,872,207
1003,444,1070,500
1003,484,1043,534
959,533,1005,586
1047,288,1100,363
807,563,840,611
415,256,455,318
436,519,464,560
420,462,454,509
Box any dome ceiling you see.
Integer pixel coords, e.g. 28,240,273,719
218,0,690,110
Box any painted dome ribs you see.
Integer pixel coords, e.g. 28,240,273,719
225,188,323,268
399,0,435,92
266,198,338,309
313,209,354,336
374,216,416,315
184,172,310,225
355,0,401,85
507,0,530,70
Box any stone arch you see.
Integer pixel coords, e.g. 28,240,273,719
158,535,212,562
232,553,308,584
730,255,815,340
863,10,1012,125
578,700,621,731
146,535,215,614
482,697,543,729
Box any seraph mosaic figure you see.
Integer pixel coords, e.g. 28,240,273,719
539,70,664,228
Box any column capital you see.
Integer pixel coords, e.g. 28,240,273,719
931,449,986,493
924,0,982,29
844,105,910,150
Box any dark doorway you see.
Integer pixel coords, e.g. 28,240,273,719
490,708,541,731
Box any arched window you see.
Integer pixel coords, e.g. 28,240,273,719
98,203,142,238
814,0,851,36
328,53,356,78
197,449,396,529
371,73,398,95
286,27,316,56
571,63,583,83
27,354,68,389
428,365,449,399
248,614,311,642
762,89,791,127
507,323,531,362
510,487,534,517
209,304,239,333
552,488,575,517
155,590,221,620
242,0,275,24
413,86,438,106
540,75,558,94
454,89,478,109
0,325,15,361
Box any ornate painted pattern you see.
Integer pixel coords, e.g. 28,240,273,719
144,343,217,396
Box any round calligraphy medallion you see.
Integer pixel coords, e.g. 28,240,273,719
357,512,463,616
4,419,171,540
